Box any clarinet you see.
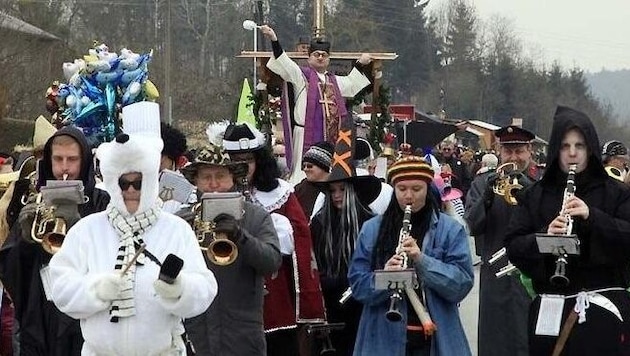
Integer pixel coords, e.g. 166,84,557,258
385,205,412,321
550,163,577,286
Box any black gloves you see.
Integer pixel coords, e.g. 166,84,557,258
18,201,38,242
52,199,81,229
213,213,241,242
483,173,499,209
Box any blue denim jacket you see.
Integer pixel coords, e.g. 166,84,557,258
348,212,474,356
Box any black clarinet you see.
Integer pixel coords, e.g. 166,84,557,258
550,163,577,286
385,205,412,322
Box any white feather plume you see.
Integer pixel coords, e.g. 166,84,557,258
245,122,267,147
206,120,231,146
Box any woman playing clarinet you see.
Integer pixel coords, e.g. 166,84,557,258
348,156,473,356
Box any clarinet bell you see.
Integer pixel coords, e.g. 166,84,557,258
550,256,570,287
385,293,404,322
319,336,336,356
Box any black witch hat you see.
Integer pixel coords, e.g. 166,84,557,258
321,120,382,206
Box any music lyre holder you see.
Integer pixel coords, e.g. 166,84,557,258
375,268,416,321
306,322,345,356
535,233,580,287
374,269,415,291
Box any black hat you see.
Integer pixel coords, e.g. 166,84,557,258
602,140,628,159
309,38,331,54
222,123,266,153
355,137,373,161
303,141,334,172
494,126,535,145
320,122,382,206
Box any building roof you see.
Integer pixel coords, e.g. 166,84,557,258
0,12,60,40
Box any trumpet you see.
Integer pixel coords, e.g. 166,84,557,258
492,162,524,205
192,203,238,266
30,193,66,255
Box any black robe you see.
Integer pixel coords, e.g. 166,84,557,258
506,106,630,355
0,127,110,355
310,204,372,356
465,169,536,356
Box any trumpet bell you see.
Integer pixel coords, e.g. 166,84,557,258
206,233,238,266
39,217,66,254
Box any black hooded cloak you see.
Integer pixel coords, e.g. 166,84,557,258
0,127,109,355
505,106,630,355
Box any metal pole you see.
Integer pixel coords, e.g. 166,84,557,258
165,0,172,124
253,27,257,87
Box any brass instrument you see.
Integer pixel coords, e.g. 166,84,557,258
30,193,66,255
492,162,524,205
192,203,239,266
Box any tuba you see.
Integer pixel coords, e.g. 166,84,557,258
492,162,524,205
30,193,66,255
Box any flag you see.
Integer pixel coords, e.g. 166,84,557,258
236,78,256,126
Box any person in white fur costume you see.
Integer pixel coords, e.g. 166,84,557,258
48,102,218,355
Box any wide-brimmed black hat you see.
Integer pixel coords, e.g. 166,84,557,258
181,144,248,183
317,122,382,206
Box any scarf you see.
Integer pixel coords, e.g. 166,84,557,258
106,204,160,322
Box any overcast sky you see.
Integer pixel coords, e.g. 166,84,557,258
427,0,630,73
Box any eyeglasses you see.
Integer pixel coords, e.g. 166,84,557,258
118,177,142,191
311,51,329,59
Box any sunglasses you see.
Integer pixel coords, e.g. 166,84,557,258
118,177,142,191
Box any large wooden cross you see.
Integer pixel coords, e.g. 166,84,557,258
238,0,397,136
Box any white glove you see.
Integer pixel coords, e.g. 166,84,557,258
92,274,123,302
153,278,183,300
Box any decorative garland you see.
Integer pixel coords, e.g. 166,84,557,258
349,83,392,155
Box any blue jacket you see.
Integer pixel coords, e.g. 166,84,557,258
348,213,474,356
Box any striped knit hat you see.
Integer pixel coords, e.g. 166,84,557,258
303,141,334,172
387,156,434,185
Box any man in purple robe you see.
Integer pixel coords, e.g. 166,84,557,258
261,25,373,182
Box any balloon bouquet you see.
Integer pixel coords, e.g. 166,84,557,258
45,42,159,147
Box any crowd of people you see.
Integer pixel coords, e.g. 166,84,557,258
1,25,630,356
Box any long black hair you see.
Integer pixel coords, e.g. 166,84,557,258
251,146,281,192
371,188,440,270
313,182,374,277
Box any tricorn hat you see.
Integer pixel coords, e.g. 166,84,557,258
222,123,266,153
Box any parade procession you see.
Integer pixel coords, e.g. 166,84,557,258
1,1,630,355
